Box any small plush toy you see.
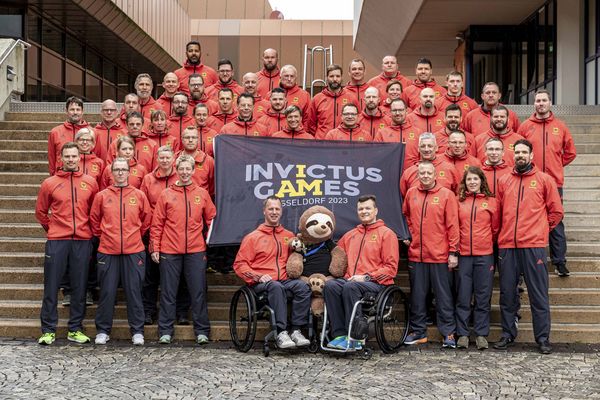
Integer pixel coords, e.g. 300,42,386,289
286,206,347,315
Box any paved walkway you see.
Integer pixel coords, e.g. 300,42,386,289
0,339,599,399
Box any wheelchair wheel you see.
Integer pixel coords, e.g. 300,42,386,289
229,286,258,352
374,286,410,354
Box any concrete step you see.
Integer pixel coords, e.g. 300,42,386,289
564,201,600,214
0,184,39,197
0,140,47,151
0,150,47,162
573,144,600,154
570,126,600,135
0,210,38,224
571,133,600,142
564,213,600,227
0,238,45,252
563,177,600,189
491,288,600,306
566,228,600,241
0,172,47,185
563,189,600,201
0,317,597,343
568,154,600,165
560,115,600,124
564,164,600,176
4,112,101,123
0,253,44,267
0,161,47,173
0,130,48,141
0,197,37,210
563,242,600,257
0,224,45,238
490,305,600,324
0,121,67,131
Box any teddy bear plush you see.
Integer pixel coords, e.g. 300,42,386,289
286,206,347,315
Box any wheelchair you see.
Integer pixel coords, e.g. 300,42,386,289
319,285,410,359
229,286,317,357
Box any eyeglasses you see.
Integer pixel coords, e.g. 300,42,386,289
77,138,93,143
112,168,129,173
390,109,406,113
101,109,117,112
189,83,203,88
342,113,357,117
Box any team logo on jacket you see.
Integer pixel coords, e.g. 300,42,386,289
342,98,348,104
432,196,440,204
201,72,207,78
253,131,260,136
529,180,537,188
435,119,442,126
91,164,98,173
196,164,204,170
143,145,149,152
293,97,299,103
80,182,88,190
481,202,488,209
358,137,365,141
552,127,560,135
370,234,378,242
131,169,138,176
129,197,137,205
207,137,213,142
435,91,440,97
438,171,445,178
462,102,469,109
283,237,290,244
379,123,385,128
508,144,515,151
408,132,415,140
194,195,201,204
463,164,470,171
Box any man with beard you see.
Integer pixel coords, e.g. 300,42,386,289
403,58,447,109
279,64,311,127
481,137,510,195
156,73,180,115
435,71,478,113
188,74,218,115
258,88,288,136
434,104,476,155
94,99,126,163
517,89,577,277
400,132,459,196
406,88,444,133
48,96,89,175
493,139,563,355
359,87,389,138
345,59,368,111
174,41,217,95
220,93,267,137
242,72,270,116
118,93,141,126
206,88,238,132
367,55,412,99
474,106,524,166
374,98,423,170
166,93,195,145
464,82,521,136
256,48,281,98
205,59,244,101
325,103,371,142
135,74,163,118
307,64,352,139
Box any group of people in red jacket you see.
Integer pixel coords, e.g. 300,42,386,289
37,40,576,354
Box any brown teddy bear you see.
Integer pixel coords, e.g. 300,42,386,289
286,206,347,315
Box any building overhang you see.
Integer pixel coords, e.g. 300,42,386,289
354,0,546,72
26,0,179,77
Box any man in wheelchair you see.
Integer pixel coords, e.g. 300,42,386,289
323,195,399,350
233,195,312,349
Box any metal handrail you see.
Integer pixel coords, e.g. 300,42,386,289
0,39,31,66
302,44,334,96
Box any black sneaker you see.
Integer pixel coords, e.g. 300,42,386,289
144,315,154,325
555,264,570,277
493,336,514,350
538,340,552,354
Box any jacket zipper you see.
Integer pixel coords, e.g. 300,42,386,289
273,227,281,279
513,176,524,248
70,173,76,238
353,228,368,275
419,192,429,262
120,187,124,254
469,195,476,255
184,186,189,253
542,120,547,173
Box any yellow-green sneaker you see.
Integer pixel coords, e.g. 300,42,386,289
67,330,91,344
38,332,55,345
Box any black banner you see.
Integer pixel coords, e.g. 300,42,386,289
207,135,408,245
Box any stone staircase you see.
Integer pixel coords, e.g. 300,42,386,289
0,107,599,343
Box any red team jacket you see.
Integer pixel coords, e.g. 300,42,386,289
90,185,152,254
140,167,178,209
458,194,499,256
307,88,353,139
233,224,295,285
174,60,218,95
94,121,126,163
35,169,99,240
403,184,460,263
325,124,372,142
337,220,399,285
47,120,90,175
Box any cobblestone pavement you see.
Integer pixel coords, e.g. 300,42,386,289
0,339,599,400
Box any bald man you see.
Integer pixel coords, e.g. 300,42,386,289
359,87,389,138
157,72,180,115
243,72,269,116
256,48,281,98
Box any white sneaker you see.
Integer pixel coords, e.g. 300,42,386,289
290,330,310,347
276,330,296,349
132,333,144,346
95,333,109,345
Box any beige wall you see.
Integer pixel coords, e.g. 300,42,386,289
112,0,190,63
177,0,272,19
190,20,378,86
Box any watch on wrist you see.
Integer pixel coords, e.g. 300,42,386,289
364,274,371,281
449,251,460,257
